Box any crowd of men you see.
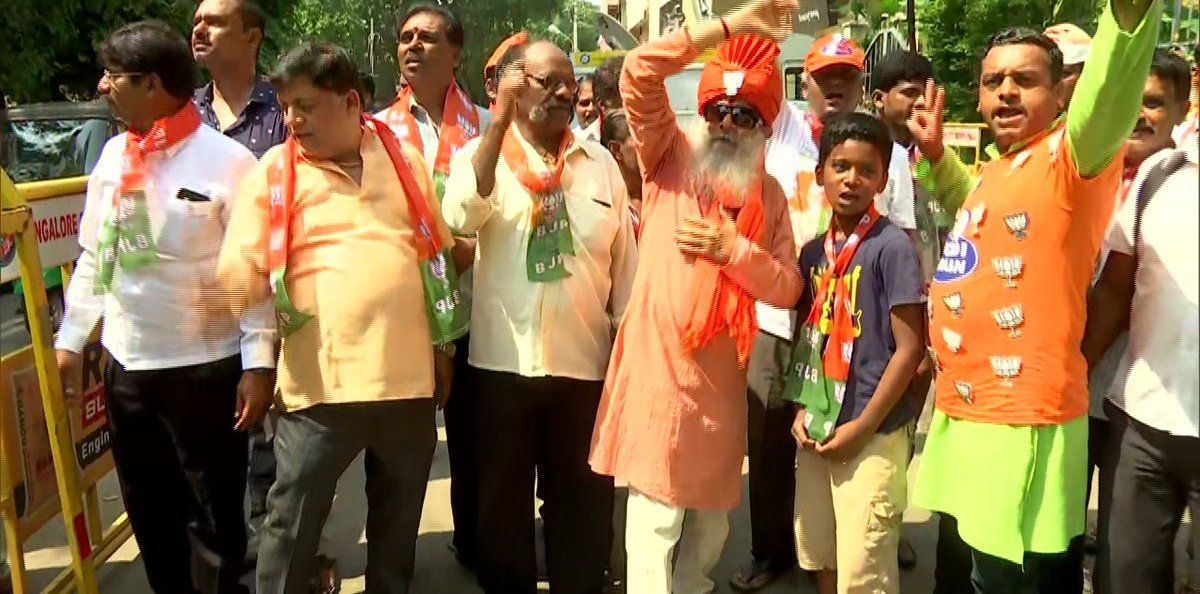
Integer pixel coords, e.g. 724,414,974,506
12,0,1193,592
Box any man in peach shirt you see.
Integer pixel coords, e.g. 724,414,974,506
587,0,803,591
214,43,458,593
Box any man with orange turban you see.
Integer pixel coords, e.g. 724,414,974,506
588,0,802,592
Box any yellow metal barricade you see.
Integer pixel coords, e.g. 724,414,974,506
1,171,132,593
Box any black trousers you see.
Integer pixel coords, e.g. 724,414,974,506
934,513,974,594
1096,402,1200,594
745,331,797,570
256,399,436,594
104,354,248,594
474,369,614,594
969,547,1079,594
443,335,479,566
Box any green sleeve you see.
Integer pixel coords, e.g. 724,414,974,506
1067,0,1162,177
915,146,973,226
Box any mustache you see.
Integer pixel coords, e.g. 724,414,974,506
529,99,572,123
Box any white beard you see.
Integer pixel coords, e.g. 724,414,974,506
687,118,766,194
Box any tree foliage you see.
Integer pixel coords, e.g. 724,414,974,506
1,0,600,107
1,0,196,103
916,0,1105,122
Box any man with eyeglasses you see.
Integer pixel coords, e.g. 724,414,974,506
587,0,804,591
442,39,637,594
56,21,273,594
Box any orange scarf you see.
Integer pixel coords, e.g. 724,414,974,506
381,83,479,174
682,169,766,366
117,102,201,202
805,207,881,382
500,128,572,219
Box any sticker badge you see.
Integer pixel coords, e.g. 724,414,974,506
992,256,1024,288
723,71,746,96
942,327,963,353
989,355,1022,387
1005,212,1029,240
954,380,973,404
943,292,964,317
970,204,987,236
991,304,1024,337
934,237,980,283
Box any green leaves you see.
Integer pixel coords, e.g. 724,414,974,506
1,0,600,107
916,0,1105,122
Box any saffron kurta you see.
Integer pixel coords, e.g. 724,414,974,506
588,30,803,512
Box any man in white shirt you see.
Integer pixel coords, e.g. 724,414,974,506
442,40,637,594
55,21,274,594
1084,74,1198,594
376,4,491,571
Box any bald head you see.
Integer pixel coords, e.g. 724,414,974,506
516,40,577,133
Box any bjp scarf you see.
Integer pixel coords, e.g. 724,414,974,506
265,115,467,341
501,128,576,282
95,102,201,293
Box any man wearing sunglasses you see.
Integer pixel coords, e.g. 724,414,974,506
588,0,805,591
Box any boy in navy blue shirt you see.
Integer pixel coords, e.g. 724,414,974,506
786,113,926,594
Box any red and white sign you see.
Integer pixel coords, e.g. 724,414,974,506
0,191,85,283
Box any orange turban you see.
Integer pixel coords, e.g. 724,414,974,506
697,35,783,127
484,31,530,79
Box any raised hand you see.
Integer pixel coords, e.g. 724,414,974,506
728,0,801,43
495,59,528,121
906,78,947,163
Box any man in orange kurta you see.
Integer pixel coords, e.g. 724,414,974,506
588,0,802,591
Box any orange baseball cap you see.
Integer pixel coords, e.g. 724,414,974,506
804,33,865,73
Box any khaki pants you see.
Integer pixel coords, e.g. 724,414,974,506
793,424,911,594
625,488,729,594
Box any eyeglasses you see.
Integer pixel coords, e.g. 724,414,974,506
702,102,762,129
530,74,578,95
102,70,146,82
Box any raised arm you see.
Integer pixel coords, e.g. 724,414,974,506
908,79,973,217
1065,0,1161,177
622,0,799,179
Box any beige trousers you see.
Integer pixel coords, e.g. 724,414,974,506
624,488,730,594
793,425,911,594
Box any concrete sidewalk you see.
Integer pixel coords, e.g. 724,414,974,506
13,402,1192,594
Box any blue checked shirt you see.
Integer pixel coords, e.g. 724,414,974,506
194,78,288,159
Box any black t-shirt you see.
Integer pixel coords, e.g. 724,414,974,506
795,218,926,434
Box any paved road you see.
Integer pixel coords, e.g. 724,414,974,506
6,398,938,594
14,399,1194,593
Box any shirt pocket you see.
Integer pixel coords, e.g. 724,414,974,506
157,183,225,261
566,177,621,255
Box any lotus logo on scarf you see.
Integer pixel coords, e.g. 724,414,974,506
430,252,448,281
458,114,477,137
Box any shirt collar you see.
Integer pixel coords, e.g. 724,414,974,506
195,77,277,109
512,124,594,163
